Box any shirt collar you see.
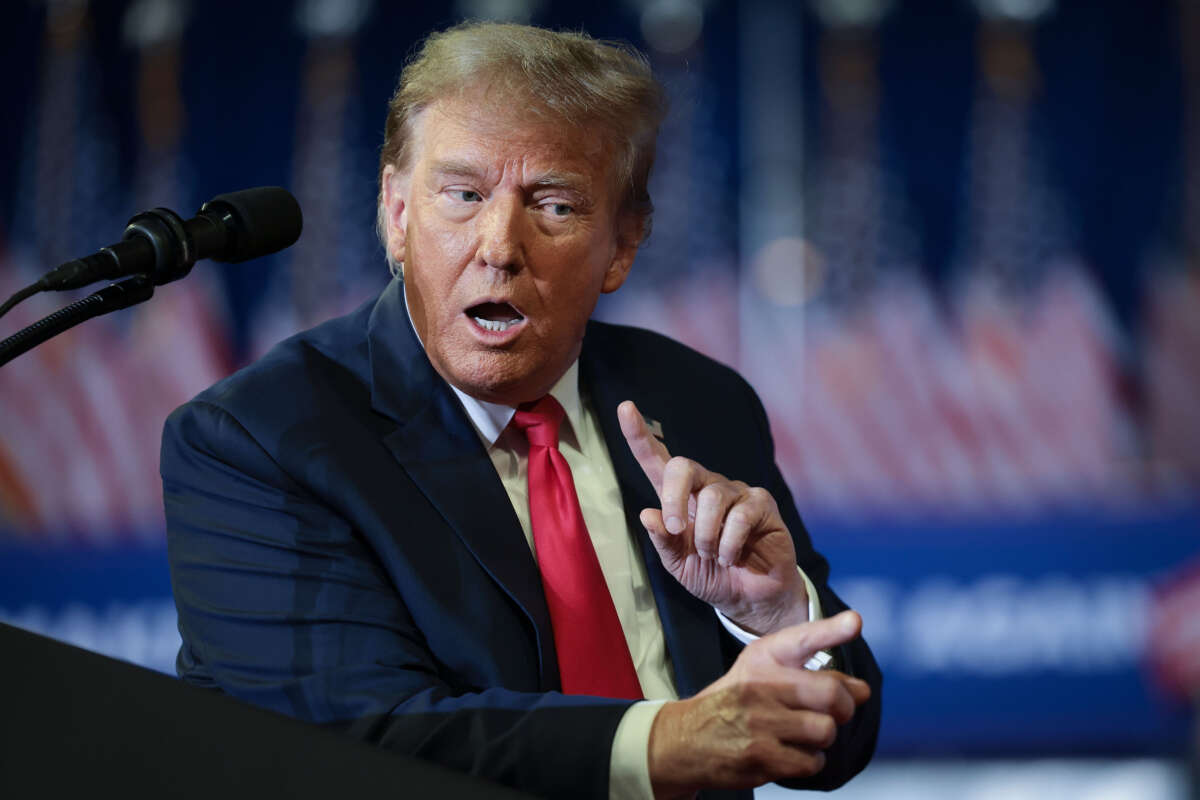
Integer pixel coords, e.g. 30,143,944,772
402,280,583,448
451,362,583,448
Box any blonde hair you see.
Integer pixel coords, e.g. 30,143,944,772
376,21,666,271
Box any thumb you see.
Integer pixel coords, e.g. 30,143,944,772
762,610,862,668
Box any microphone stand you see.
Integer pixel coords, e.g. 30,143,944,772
0,275,155,368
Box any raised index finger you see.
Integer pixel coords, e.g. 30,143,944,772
617,400,672,495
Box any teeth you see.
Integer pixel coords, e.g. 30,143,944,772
472,316,522,332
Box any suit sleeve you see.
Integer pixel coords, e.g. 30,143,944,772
739,377,884,792
162,399,631,800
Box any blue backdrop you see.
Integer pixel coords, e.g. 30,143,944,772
1,0,1196,761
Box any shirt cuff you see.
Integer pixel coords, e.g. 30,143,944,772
609,699,669,800
714,566,824,645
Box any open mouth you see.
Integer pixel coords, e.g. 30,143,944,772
466,301,525,333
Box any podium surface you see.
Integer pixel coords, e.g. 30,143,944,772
0,622,536,798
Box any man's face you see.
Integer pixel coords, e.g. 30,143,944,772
381,94,639,406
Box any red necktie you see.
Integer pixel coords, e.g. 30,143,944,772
512,396,643,699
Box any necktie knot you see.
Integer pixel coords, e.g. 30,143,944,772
512,395,565,449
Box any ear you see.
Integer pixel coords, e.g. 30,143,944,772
381,164,410,265
600,212,642,294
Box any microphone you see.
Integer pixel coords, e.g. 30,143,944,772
38,187,303,291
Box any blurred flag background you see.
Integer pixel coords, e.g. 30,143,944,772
0,0,1197,796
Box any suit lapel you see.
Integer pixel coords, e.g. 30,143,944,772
366,280,559,690
581,324,729,698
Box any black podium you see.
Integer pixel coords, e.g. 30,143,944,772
0,622,535,798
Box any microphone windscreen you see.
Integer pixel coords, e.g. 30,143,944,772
202,187,303,263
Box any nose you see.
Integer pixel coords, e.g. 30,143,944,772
475,192,525,272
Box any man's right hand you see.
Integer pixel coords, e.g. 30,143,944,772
646,610,871,799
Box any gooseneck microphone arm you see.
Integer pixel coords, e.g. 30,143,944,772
0,187,302,367
0,276,155,368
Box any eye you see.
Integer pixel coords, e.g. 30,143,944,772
542,202,573,218
451,189,482,203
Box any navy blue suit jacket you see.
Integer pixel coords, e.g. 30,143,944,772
162,279,881,799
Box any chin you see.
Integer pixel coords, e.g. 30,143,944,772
445,357,541,405
436,337,573,405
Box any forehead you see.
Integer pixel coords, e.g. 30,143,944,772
408,93,612,182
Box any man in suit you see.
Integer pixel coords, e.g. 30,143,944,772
162,21,880,800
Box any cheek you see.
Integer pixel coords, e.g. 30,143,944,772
408,226,473,296
558,237,617,296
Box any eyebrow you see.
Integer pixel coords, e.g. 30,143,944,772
429,160,590,195
429,159,486,181
528,170,590,194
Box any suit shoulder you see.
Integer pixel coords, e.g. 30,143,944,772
172,298,376,433
584,319,750,390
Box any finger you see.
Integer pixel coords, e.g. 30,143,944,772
843,675,871,706
735,661,868,723
788,671,858,725
660,456,710,535
762,611,862,668
692,483,738,560
716,485,768,567
774,710,839,751
744,740,827,784
617,400,673,494
640,507,687,570
781,746,827,781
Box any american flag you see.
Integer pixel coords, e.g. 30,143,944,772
604,14,1152,521
1148,558,1200,699
1142,0,1200,495
1145,268,1200,493
250,1,385,359
0,2,231,542
597,50,741,369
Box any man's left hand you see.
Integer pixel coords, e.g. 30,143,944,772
618,400,809,636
